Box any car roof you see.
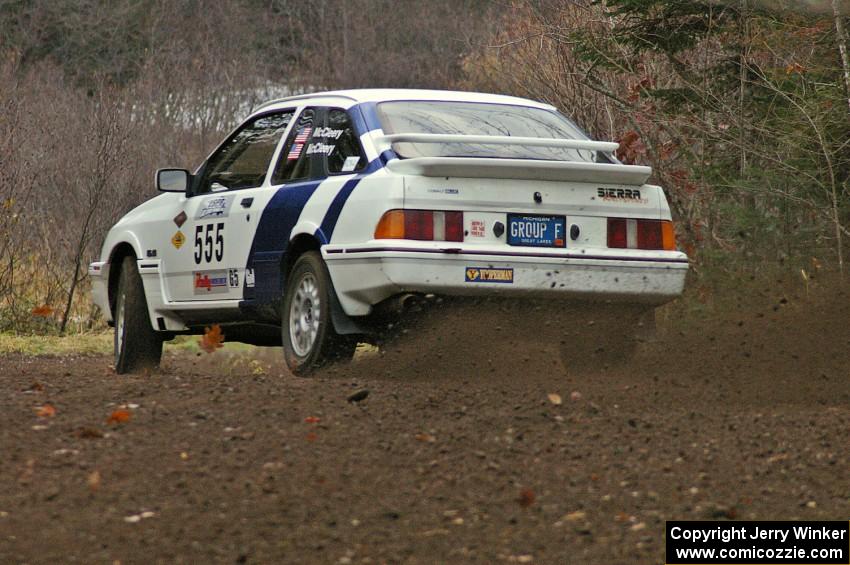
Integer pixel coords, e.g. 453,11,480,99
252,88,557,115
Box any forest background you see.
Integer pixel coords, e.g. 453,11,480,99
1,0,848,333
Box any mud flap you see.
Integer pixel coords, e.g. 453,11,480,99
329,280,369,336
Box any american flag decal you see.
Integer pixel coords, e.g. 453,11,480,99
287,127,312,160
295,127,312,143
287,144,302,160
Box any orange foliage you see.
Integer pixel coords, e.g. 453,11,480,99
35,403,56,418
616,130,645,165
785,62,806,75
517,488,536,508
199,324,224,353
107,409,131,425
31,305,54,317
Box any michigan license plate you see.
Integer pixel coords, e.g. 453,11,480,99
507,214,566,247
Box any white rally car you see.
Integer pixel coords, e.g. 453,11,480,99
89,89,688,374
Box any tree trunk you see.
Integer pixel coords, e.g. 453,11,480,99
739,0,749,178
834,0,850,115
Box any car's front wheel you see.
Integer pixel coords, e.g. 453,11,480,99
281,251,356,375
114,256,163,374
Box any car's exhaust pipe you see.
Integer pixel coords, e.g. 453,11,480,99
373,293,424,319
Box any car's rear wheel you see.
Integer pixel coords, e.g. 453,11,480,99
282,251,356,375
114,256,163,374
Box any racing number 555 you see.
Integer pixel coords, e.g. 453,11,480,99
194,222,224,264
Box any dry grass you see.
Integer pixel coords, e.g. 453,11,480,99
0,332,259,357
0,332,113,356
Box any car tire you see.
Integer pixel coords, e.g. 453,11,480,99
282,251,356,375
114,256,163,374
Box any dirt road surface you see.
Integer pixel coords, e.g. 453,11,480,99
2,280,849,564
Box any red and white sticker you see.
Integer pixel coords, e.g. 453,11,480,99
469,220,486,238
193,271,228,295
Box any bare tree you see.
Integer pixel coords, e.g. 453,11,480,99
833,0,850,114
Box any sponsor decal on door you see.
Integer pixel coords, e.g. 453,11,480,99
193,270,229,295
196,196,233,220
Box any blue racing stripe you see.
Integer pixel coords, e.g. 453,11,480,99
243,104,395,311
350,102,382,132
316,177,362,244
315,150,396,243
243,179,322,304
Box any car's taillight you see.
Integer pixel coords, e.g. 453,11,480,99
442,212,464,242
375,210,464,242
608,218,676,251
404,210,433,240
607,218,629,249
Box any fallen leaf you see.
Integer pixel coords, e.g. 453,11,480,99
785,62,806,75
107,409,131,425
305,432,318,442
88,471,101,491
75,427,103,439
570,391,583,401
304,416,321,424
35,403,56,418
547,393,562,405
347,389,370,403
123,510,156,524
31,305,53,317
24,382,44,393
414,432,436,443
199,324,225,353
18,458,36,483
563,510,587,522
517,488,535,508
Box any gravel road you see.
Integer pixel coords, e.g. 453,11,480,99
1,279,848,564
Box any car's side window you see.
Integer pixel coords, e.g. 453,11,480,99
272,109,316,184
198,111,294,193
323,108,366,174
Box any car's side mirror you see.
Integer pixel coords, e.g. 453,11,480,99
156,168,191,193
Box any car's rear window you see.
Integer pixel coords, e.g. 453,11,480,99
376,101,604,162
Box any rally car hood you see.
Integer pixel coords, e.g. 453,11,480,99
112,192,178,228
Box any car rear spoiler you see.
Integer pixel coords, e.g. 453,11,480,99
375,134,651,185
377,133,619,153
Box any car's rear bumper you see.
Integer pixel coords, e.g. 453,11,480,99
322,243,688,316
